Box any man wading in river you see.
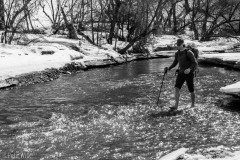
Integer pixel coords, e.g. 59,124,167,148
164,39,198,111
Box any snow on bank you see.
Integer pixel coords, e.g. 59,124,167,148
198,45,234,52
220,81,240,95
153,35,240,53
153,35,201,50
200,53,240,62
0,42,82,79
199,53,240,96
181,146,240,160
24,34,125,59
0,36,124,83
0,53,70,79
156,146,240,160
199,37,238,52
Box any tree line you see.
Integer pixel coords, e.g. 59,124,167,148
0,0,240,53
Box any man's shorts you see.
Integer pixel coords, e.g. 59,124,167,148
175,73,194,92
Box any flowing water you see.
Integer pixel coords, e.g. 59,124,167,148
0,58,240,160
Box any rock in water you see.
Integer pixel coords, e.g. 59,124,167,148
220,81,240,97
158,148,188,160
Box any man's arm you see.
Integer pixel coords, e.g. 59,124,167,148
187,51,198,71
168,52,178,70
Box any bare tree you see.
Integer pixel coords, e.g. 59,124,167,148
197,0,240,40
4,0,39,44
0,0,4,30
40,0,62,33
95,0,108,45
106,0,122,44
118,0,168,54
184,0,200,39
57,0,78,39
36,0,240,45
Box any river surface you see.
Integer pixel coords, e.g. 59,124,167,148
0,58,240,160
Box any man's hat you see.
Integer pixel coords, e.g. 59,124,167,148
177,39,184,46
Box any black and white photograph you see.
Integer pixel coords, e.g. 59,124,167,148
0,0,240,159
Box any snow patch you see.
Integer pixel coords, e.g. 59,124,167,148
200,53,240,61
220,81,240,94
0,35,123,81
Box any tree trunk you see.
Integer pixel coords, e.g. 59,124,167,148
90,0,95,43
4,31,7,43
201,1,209,40
114,25,119,50
118,29,153,54
200,32,212,41
68,24,78,39
97,20,100,46
239,12,240,33
239,21,240,34
107,0,121,44
59,4,78,39
28,11,34,30
184,0,191,14
22,0,30,31
191,1,199,40
78,31,96,45
25,13,30,30
167,8,173,30
192,21,199,40
0,0,5,30
172,2,178,33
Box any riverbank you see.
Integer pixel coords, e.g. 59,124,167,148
0,34,161,89
157,146,240,160
0,35,240,95
0,53,162,89
1,34,240,96
0,34,196,90
198,53,240,97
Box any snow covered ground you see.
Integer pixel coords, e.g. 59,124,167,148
0,35,127,88
153,35,239,53
199,53,240,70
0,34,174,85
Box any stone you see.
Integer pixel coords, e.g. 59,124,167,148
157,148,188,160
41,51,55,55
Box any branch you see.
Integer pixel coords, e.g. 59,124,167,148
78,31,96,46
118,28,155,54
9,0,32,26
23,33,55,46
39,2,54,23
147,0,167,29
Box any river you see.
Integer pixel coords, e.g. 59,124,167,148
0,58,240,160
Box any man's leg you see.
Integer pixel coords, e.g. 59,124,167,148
186,73,195,107
173,74,184,110
190,92,195,107
174,87,180,109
